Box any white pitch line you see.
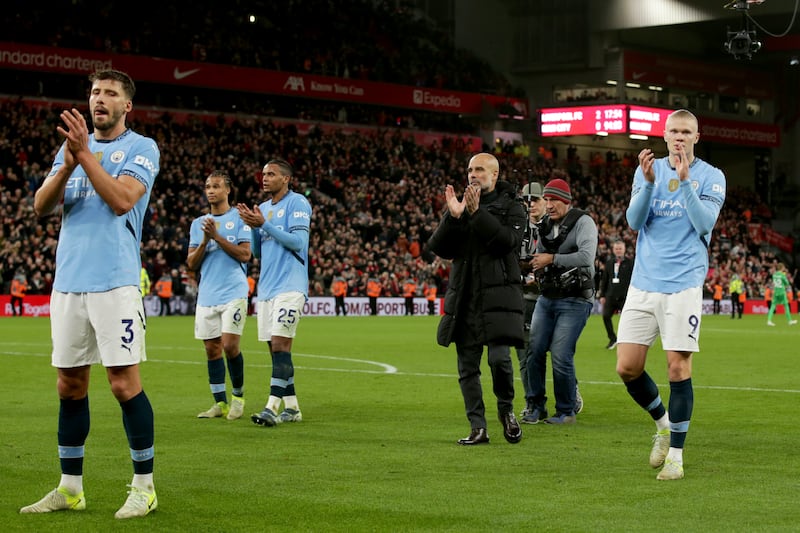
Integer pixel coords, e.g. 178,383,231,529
3,348,800,394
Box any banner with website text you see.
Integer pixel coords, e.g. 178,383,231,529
3,295,795,318
0,42,528,117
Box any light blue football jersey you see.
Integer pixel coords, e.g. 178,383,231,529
51,129,160,292
189,208,251,307
253,191,312,301
627,156,726,294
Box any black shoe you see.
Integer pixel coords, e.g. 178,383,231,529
499,412,522,444
457,427,489,445
606,340,617,350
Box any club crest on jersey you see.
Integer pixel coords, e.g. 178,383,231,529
668,179,679,192
94,152,103,162
277,209,285,218
691,180,699,190
225,221,235,230
110,150,125,163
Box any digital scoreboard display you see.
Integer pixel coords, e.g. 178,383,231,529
539,105,627,137
628,105,669,136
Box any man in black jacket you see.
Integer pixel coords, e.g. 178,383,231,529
598,240,633,349
428,152,526,446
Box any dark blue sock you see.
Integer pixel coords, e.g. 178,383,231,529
58,396,90,475
227,353,244,395
270,351,293,398
208,358,227,403
120,391,154,475
624,371,667,420
668,378,693,449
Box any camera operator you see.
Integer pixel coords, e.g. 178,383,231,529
516,182,544,416
523,179,597,425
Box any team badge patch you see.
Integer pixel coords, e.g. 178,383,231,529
668,179,679,192
110,150,125,163
225,221,235,230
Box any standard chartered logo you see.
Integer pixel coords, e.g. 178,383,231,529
0,48,112,72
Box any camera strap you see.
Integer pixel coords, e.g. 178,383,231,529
539,208,587,253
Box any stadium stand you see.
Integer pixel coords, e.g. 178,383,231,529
0,2,794,309
0,97,790,307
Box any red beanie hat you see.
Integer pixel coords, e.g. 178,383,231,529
543,178,572,203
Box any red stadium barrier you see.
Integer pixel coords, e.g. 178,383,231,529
0,295,52,317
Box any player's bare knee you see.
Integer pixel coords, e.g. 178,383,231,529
616,363,638,382
56,368,90,399
222,341,240,357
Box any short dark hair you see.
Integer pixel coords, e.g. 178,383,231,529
206,170,236,202
266,158,293,177
89,69,136,99
207,169,232,188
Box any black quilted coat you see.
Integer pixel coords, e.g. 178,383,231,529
428,180,526,348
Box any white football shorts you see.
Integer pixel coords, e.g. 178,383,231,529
194,298,248,340
617,286,702,353
257,291,306,341
50,286,147,368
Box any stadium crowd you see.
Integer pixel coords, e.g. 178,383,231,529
0,0,793,305
3,0,518,97
0,97,794,309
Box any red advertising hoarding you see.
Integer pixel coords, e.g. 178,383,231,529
700,115,780,148
0,41,528,117
622,49,774,100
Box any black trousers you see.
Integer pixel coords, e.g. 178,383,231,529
455,341,515,429
10,295,23,315
335,295,346,315
515,298,537,399
369,297,377,315
602,295,625,342
730,293,743,318
404,297,414,315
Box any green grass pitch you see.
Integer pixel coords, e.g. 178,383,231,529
1,314,798,532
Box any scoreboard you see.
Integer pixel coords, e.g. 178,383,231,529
539,105,627,136
628,105,668,136
539,104,669,138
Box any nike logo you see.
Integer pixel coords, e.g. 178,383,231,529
173,67,200,80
